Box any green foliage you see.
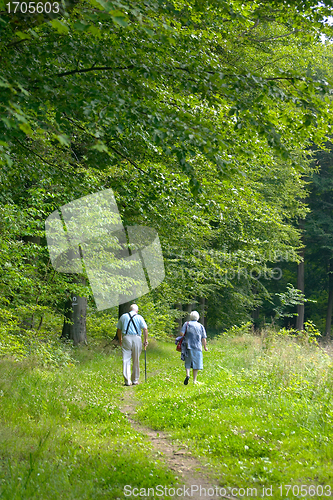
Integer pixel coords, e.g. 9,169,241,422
86,310,118,342
274,283,309,319
1,0,333,339
0,297,77,366
262,322,322,352
85,295,178,342
0,307,27,359
219,321,253,337
136,295,179,341
300,320,322,344
2,1,333,165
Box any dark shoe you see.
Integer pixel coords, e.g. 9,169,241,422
184,376,190,385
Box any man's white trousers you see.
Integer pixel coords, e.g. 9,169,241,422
122,335,142,385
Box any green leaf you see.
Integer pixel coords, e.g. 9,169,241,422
54,134,70,146
0,77,12,89
73,21,89,32
50,19,69,34
87,25,101,38
92,141,108,152
28,29,39,38
16,31,31,40
92,0,110,11
19,123,33,136
110,10,128,27
4,154,13,167
17,84,29,96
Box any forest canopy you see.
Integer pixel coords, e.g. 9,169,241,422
1,0,333,350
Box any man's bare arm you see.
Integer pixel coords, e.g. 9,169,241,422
143,328,148,347
117,328,122,346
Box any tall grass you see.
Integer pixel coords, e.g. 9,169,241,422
0,348,176,499
135,329,333,495
1,328,332,499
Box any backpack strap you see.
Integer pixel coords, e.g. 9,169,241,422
125,313,140,335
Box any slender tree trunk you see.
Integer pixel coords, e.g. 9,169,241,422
185,303,192,321
251,285,259,329
61,277,87,345
296,248,305,331
199,297,206,328
175,303,183,332
252,307,260,327
325,259,333,338
182,300,198,321
204,297,208,330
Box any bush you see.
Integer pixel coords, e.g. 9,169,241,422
86,309,118,341
0,300,76,367
220,321,253,338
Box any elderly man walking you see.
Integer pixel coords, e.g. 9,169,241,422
117,304,148,386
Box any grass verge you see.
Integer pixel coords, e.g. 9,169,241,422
0,346,177,499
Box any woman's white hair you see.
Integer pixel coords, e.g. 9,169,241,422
190,310,200,321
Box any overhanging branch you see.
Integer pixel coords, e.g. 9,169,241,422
56,64,134,77
62,113,146,174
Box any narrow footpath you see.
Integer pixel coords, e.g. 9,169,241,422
119,387,237,500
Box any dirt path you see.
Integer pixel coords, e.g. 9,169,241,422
119,387,237,500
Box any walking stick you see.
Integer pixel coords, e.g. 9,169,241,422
144,345,147,382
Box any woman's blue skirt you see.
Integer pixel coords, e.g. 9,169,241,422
184,348,203,370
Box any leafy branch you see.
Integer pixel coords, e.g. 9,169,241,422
56,64,134,77
62,114,147,174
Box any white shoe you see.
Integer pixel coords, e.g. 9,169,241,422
125,381,132,386
132,381,139,385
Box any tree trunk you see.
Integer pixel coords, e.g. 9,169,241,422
175,303,183,332
252,306,260,328
185,303,192,321
295,249,305,331
61,277,87,345
199,297,206,328
118,301,132,319
325,259,333,338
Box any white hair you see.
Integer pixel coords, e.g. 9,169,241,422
190,311,200,321
130,304,139,312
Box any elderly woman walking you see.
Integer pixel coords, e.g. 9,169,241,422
180,311,208,385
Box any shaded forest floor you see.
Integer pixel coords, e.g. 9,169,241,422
0,332,332,499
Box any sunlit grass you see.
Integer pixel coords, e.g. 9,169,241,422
0,350,177,499
135,331,333,496
1,330,332,499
